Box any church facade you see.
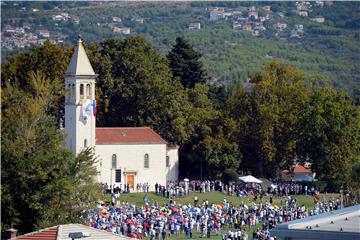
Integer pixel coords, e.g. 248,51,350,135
64,39,179,191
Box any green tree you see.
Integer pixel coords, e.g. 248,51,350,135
1,40,71,123
227,61,309,177
88,37,193,144
1,71,101,235
298,86,360,183
167,37,207,88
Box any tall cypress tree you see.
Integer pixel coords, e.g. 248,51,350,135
167,37,207,88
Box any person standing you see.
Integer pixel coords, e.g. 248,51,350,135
161,227,167,240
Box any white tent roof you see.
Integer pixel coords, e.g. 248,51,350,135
65,38,96,76
239,175,263,183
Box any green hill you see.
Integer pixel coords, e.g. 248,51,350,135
1,1,359,93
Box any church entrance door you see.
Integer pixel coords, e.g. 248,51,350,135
127,175,134,190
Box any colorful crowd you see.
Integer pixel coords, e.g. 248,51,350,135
86,190,341,240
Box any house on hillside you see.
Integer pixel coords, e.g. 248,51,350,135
112,16,122,22
312,17,325,23
297,11,308,17
37,28,50,38
112,27,130,35
262,5,271,12
209,7,225,21
189,22,201,30
242,22,252,31
233,21,242,30
248,11,258,20
275,22,287,31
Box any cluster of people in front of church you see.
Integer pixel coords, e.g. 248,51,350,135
87,194,341,240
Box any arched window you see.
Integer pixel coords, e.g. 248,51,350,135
86,84,91,99
84,139,87,147
80,84,84,97
112,154,117,169
166,156,170,167
144,154,149,168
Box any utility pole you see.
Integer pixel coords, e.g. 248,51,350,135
340,185,344,208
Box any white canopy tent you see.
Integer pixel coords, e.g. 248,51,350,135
239,175,263,184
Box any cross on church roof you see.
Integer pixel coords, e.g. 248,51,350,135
65,37,96,76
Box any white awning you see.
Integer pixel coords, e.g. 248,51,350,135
239,175,263,183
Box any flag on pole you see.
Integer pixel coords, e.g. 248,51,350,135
92,99,97,116
84,99,93,116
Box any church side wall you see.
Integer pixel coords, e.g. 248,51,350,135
166,148,179,182
95,143,167,192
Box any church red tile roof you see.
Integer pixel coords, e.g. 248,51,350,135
15,226,58,240
96,127,168,144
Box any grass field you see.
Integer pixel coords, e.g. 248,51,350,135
101,191,340,239
106,191,340,210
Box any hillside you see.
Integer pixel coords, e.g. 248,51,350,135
1,1,359,94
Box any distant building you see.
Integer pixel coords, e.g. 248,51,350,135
312,17,325,23
315,1,324,7
290,30,301,38
248,11,258,20
112,27,130,34
209,7,225,21
135,18,144,24
73,17,80,24
254,22,266,31
112,16,122,22
324,1,333,6
189,22,201,30
232,11,242,17
248,6,256,12
232,21,242,30
282,164,314,181
295,24,304,31
37,28,50,38
275,22,287,31
277,12,285,18
52,15,64,21
262,5,271,12
61,12,70,18
252,30,260,36
242,22,252,31
297,11,308,17
223,12,233,19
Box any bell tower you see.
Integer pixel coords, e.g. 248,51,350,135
64,38,97,154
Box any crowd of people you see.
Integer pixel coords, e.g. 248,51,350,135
87,180,341,240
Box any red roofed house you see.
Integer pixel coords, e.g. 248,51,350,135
282,164,314,182
63,38,178,192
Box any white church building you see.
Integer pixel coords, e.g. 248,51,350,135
64,38,179,191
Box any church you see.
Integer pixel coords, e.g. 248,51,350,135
63,38,179,192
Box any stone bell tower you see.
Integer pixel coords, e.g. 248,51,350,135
64,38,97,154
